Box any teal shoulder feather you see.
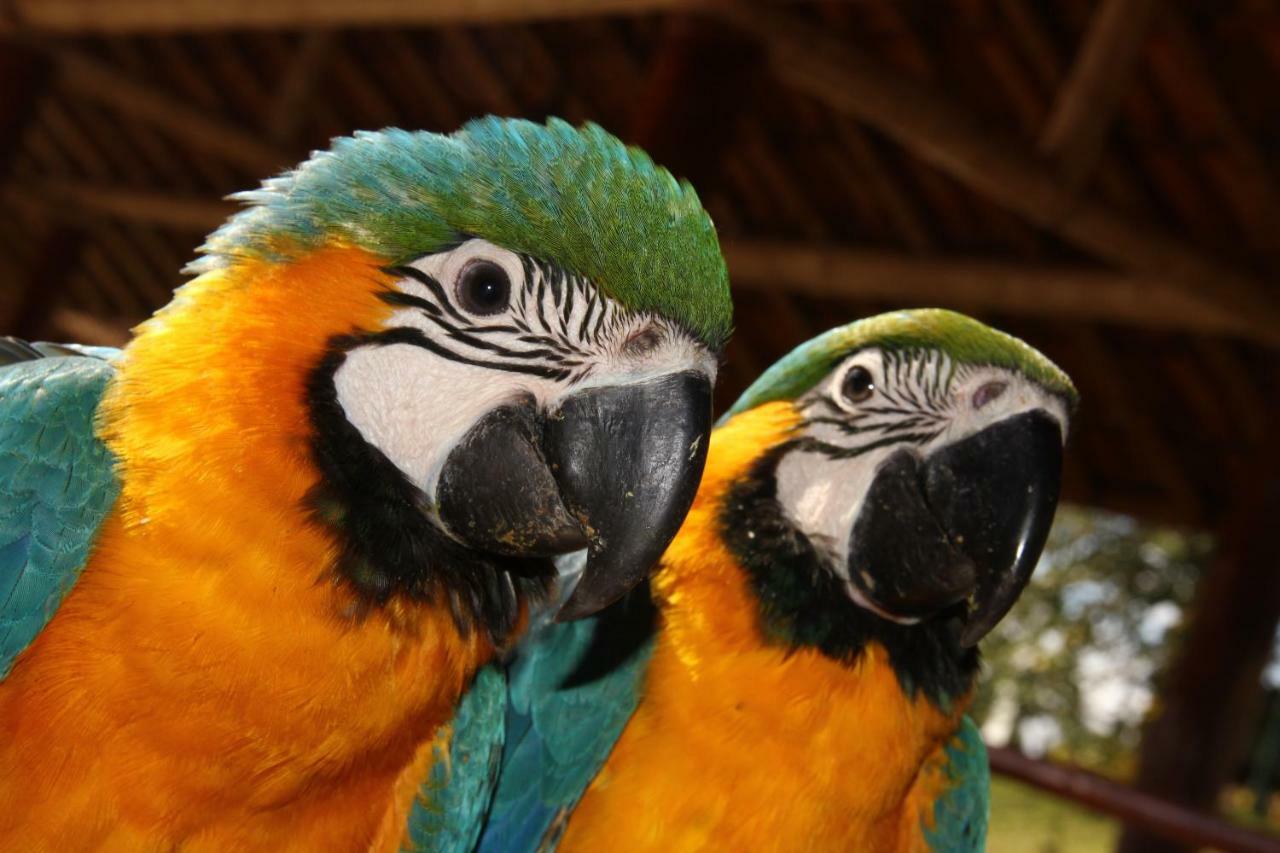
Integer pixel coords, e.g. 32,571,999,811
477,592,655,852
404,665,508,853
0,352,120,678
924,716,990,853
414,589,654,852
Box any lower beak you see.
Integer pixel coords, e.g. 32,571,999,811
437,371,712,620
846,410,1064,646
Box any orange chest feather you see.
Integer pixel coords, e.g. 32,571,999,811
563,404,963,852
0,249,491,850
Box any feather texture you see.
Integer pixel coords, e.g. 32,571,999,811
925,717,990,852
405,666,508,853
474,595,654,853
0,351,119,677
193,118,731,349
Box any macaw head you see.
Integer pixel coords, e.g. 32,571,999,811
180,118,731,638
719,310,1074,697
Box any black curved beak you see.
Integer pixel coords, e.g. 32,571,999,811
847,410,1064,647
546,372,712,620
437,372,712,621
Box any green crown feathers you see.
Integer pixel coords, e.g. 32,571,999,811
190,117,733,349
726,309,1077,418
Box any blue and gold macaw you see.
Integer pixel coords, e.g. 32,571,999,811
0,118,730,849
427,309,1076,852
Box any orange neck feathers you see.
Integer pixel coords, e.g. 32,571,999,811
0,248,492,849
563,402,966,851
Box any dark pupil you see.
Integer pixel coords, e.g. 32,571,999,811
843,366,874,401
458,261,511,315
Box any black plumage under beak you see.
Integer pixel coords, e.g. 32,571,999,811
846,410,1064,647
437,372,712,620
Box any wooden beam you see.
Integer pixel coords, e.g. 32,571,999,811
720,6,1280,347
51,49,286,175
7,180,1266,340
1038,0,1160,188
5,182,235,232
723,241,1254,339
49,308,134,347
1,0,707,33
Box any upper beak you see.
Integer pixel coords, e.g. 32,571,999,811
437,371,712,620
846,410,1064,646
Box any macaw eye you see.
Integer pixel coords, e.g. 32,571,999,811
456,260,511,315
841,366,875,403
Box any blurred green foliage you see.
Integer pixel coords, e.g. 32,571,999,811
972,504,1214,775
987,777,1120,853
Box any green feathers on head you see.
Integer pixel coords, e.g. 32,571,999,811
726,309,1076,418
191,117,733,349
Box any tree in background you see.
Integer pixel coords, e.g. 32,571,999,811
974,505,1212,776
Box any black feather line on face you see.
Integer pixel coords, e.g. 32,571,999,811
304,334,555,642
718,443,978,704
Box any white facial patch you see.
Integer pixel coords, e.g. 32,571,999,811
773,347,1069,611
332,238,717,504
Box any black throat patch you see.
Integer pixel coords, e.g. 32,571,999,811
719,444,979,704
304,333,554,642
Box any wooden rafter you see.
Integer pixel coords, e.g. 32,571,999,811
50,48,286,174
720,5,1280,347
724,241,1254,339
9,178,1266,341
0,44,52,329
0,0,705,33
4,182,235,232
9,227,85,338
49,308,134,346
267,32,335,146
1038,0,1160,188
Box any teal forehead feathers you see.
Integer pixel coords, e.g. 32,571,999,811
726,309,1076,418
190,117,732,349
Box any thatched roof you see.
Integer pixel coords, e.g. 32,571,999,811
3,0,1277,530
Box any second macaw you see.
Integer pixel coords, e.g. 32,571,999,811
0,117,730,849
434,309,1076,852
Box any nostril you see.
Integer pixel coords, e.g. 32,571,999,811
973,381,1008,410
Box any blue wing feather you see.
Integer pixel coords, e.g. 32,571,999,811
414,588,655,852
476,592,654,852
404,665,508,853
925,715,990,852
0,350,120,678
